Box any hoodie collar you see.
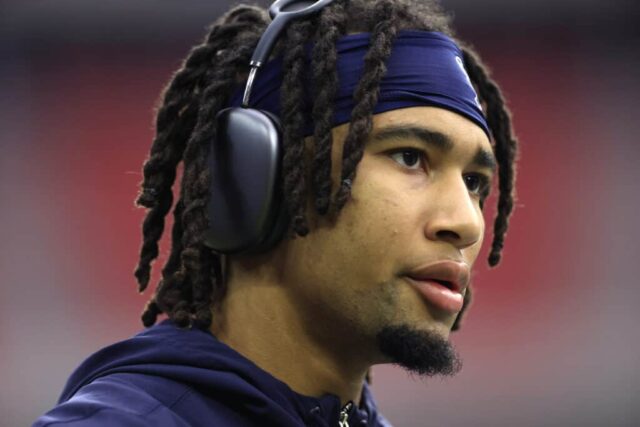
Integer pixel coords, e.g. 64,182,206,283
59,319,386,425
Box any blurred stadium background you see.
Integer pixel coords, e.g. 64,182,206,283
2,1,639,426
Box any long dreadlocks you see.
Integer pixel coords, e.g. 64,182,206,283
133,0,518,332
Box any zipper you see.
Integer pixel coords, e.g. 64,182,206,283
338,402,353,427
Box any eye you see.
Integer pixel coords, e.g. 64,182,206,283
388,148,425,170
463,173,490,197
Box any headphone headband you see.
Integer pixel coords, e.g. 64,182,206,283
242,0,336,107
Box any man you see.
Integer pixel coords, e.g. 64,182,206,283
34,0,517,425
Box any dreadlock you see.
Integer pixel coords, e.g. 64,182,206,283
333,0,399,209
281,19,317,236
134,0,518,332
135,5,270,328
461,46,518,267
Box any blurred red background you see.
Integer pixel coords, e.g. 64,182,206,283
2,1,639,426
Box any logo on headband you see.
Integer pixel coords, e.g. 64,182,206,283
455,56,482,111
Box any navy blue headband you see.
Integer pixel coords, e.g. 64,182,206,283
228,30,490,138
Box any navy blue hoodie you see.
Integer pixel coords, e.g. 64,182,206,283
33,319,392,426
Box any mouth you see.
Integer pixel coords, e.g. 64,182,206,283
405,276,464,314
429,279,457,292
403,260,470,314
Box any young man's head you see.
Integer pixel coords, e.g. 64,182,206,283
133,0,517,379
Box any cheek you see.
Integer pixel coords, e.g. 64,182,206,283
340,168,420,263
283,173,411,301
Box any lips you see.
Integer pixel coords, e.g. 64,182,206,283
405,260,470,314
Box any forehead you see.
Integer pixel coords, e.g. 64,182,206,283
369,106,491,151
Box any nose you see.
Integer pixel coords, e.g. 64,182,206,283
423,174,484,250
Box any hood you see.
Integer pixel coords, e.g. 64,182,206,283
59,319,389,426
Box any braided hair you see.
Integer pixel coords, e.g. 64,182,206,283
134,0,518,332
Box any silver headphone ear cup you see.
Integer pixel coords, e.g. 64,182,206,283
204,108,288,254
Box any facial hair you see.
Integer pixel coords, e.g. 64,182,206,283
376,324,462,377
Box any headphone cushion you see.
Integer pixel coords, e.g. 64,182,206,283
204,108,289,254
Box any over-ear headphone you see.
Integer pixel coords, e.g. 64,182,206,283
203,0,336,255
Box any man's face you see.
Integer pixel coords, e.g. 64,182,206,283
272,106,494,368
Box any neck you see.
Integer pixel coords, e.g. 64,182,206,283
210,266,370,406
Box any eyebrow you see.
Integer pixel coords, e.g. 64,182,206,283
369,125,497,172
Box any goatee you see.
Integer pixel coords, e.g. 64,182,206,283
376,324,462,377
